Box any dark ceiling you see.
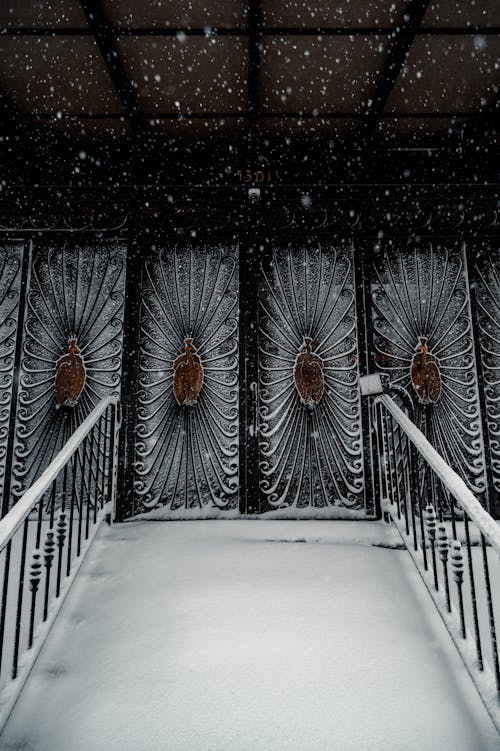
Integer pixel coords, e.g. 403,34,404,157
0,0,499,149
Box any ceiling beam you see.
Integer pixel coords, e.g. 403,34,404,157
362,0,432,138
3,26,500,36
79,0,142,136
30,111,494,122
247,0,262,162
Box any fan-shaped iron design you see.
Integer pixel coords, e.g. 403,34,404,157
55,337,86,407
259,244,366,515
173,338,204,406
410,336,441,404
135,244,238,515
294,337,324,407
371,243,486,501
475,249,500,496
0,243,23,504
11,243,126,509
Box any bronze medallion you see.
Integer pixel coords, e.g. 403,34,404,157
411,336,441,404
55,337,86,407
294,337,324,407
173,338,204,406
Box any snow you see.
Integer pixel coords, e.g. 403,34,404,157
1,520,499,751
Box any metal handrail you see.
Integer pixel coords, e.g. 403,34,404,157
372,389,500,735
0,395,121,735
0,396,120,553
375,393,500,556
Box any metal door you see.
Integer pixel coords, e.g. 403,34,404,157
133,244,239,517
257,242,369,516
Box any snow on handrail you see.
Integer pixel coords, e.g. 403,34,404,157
0,396,120,553
375,393,500,557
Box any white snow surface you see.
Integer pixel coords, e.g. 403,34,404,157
1,520,498,751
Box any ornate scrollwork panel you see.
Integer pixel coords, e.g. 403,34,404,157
134,244,239,515
0,243,23,505
258,243,366,515
11,242,126,509
474,247,500,495
371,242,487,503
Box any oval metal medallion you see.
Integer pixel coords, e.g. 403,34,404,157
411,336,441,404
55,337,86,407
294,337,324,407
173,338,204,406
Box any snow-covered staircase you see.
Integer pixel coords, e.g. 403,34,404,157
1,520,498,751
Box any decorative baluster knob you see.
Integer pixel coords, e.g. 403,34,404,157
43,531,55,569
450,540,464,585
56,512,67,551
29,549,42,593
424,504,437,541
436,523,449,563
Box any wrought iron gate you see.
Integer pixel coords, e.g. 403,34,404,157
258,243,368,516
9,241,126,509
133,244,239,517
0,197,499,521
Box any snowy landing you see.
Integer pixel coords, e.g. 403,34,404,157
1,520,498,751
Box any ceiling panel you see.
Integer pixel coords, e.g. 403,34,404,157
0,37,123,114
261,36,390,113
423,1,499,28
0,0,88,28
49,117,133,140
386,35,500,113
102,0,247,28
143,117,247,136
262,0,406,27
117,36,247,114
375,117,464,140
259,117,356,136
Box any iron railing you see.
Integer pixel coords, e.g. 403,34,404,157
0,396,120,730
372,391,500,733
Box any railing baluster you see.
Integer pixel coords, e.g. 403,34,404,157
55,512,67,599
77,440,87,557
463,512,483,671
480,533,500,700
94,416,104,523
12,517,29,679
107,405,117,519
0,540,12,679
424,504,438,591
451,540,466,639
85,428,94,541
66,453,77,578
28,549,42,649
416,458,428,571
42,530,55,622
409,445,419,553
102,410,110,509
437,523,451,613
